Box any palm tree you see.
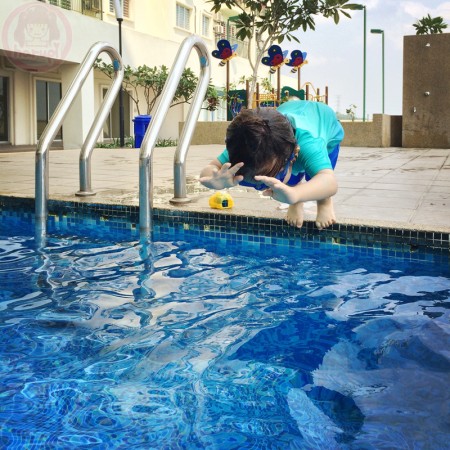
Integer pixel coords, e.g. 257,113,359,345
413,14,448,35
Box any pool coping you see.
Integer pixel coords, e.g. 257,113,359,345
1,195,448,258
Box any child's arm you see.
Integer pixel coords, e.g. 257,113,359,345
199,159,244,190
254,169,337,204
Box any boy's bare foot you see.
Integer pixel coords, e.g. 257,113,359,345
315,197,336,229
286,202,304,228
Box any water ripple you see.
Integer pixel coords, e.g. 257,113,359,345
0,233,448,448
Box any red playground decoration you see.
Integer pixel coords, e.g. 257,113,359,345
261,45,288,74
212,39,238,67
286,50,308,73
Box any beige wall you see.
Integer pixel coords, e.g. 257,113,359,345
0,0,261,146
403,33,450,148
341,115,402,148
181,121,229,145
186,114,403,148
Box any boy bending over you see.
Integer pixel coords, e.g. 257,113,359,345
199,100,344,229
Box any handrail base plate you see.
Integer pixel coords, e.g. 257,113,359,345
75,190,97,197
169,197,192,205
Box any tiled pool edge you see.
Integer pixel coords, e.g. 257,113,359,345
1,196,449,258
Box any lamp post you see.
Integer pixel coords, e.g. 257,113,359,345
371,28,385,114
354,5,366,121
113,0,125,147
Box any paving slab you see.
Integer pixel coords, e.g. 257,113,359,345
0,145,449,233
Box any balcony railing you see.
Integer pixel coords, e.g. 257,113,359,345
38,0,103,20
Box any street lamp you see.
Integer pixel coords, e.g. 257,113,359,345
354,5,366,121
113,0,125,147
371,28,385,114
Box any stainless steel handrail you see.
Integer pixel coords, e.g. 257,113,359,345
35,42,123,239
139,35,211,238
77,59,124,196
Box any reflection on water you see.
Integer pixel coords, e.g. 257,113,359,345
0,233,449,449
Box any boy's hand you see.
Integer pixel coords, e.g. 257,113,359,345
199,162,244,190
254,175,297,204
256,170,337,205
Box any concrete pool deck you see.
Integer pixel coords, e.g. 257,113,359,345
0,145,449,234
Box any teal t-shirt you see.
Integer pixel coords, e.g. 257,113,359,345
217,100,344,178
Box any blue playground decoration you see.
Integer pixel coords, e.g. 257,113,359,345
286,50,308,73
212,39,238,67
262,45,288,74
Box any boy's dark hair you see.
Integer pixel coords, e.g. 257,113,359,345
225,108,297,179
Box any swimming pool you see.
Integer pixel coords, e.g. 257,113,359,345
0,210,449,449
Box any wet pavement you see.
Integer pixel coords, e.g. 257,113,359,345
0,145,449,233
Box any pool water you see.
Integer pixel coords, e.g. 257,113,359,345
0,225,449,449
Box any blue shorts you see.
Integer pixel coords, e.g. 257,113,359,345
238,144,340,190
286,143,340,185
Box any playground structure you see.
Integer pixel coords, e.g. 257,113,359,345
252,82,329,108
212,41,328,118
227,80,328,119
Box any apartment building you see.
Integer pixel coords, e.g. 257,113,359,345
0,0,255,149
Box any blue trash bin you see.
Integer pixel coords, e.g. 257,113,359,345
133,115,151,148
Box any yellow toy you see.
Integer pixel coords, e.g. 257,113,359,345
209,191,234,209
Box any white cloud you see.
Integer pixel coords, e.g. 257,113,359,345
400,1,450,19
279,0,449,117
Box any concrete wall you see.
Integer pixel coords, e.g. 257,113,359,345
403,33,450,148
186,114,403,148
181,121,229,145
341,114,402,147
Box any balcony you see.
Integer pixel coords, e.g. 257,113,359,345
38,0,103,20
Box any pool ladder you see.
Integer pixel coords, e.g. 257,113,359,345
35,36,210,241
35,41,124,239
139,35,211,238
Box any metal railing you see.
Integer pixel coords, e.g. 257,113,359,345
139,34,210,239
38,0,103,19
35,42,123,240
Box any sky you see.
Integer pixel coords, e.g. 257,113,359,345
280,0,450,119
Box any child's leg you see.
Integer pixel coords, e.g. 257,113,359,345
286,202,304,228
315,197,336,229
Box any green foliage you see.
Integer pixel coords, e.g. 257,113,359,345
96,136,134,148
204,85,221,111
94,61,206,115
208,0,363,44
155,138,178,147
413,14,448,35
346,104,357,121
95,136,178,148
207,1,362,106
260,77,274,93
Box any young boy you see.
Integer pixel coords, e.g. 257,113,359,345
199,100,344,229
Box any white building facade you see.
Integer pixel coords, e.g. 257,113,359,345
0,0,292,149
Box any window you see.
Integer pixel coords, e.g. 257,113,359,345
49,0,71,9
109,0,130,18
176,4,190,30
83,0,102,18
36,80,62,140
102,87,131,140
202,15,211,37
229,24,237,38
0,76,9,142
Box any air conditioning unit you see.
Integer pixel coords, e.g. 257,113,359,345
84,0,102,17
213,24,225,34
